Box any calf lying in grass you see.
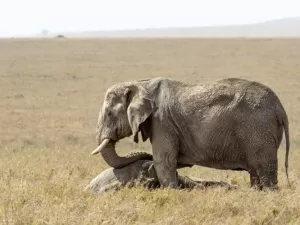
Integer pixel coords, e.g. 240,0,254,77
84,160,236,193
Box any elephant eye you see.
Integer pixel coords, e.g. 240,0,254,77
107,111,112,117
104,107,112,117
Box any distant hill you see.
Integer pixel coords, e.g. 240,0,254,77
52,17,300,38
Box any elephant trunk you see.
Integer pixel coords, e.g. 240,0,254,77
91,139,153,169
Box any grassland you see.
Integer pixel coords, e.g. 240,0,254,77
1,38,300,224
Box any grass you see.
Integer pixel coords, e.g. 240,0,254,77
1,38,300,224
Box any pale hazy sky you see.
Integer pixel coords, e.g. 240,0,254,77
0,0,299,37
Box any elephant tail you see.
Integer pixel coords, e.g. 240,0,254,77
276,103,290,185
283,114,290,185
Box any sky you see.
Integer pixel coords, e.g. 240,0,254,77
0,0,300,37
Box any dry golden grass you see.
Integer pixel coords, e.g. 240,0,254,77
1,38,300,224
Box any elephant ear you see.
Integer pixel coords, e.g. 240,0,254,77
127,91,153,143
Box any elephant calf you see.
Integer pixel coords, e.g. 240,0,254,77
84,160,235,194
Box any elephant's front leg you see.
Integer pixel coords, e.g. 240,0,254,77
153,158,178,188
151,123,179,188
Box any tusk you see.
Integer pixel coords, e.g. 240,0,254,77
90,139,110,155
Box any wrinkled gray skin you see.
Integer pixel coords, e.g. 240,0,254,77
84,160,235,193
93,77,290,190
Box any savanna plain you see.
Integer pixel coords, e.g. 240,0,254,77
1,38,300,225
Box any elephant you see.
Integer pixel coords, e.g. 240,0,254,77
84,159,236,194
91,77,290,190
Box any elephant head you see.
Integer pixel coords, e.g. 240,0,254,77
91,78,161,168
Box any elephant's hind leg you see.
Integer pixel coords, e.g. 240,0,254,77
249,169,261,190
257,159,278,190
248,148,278,190
247,130,279,190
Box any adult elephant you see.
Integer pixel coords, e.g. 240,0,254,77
91,77,290,190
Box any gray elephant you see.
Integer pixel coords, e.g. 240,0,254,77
84,159,235,194
91,77,290,190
